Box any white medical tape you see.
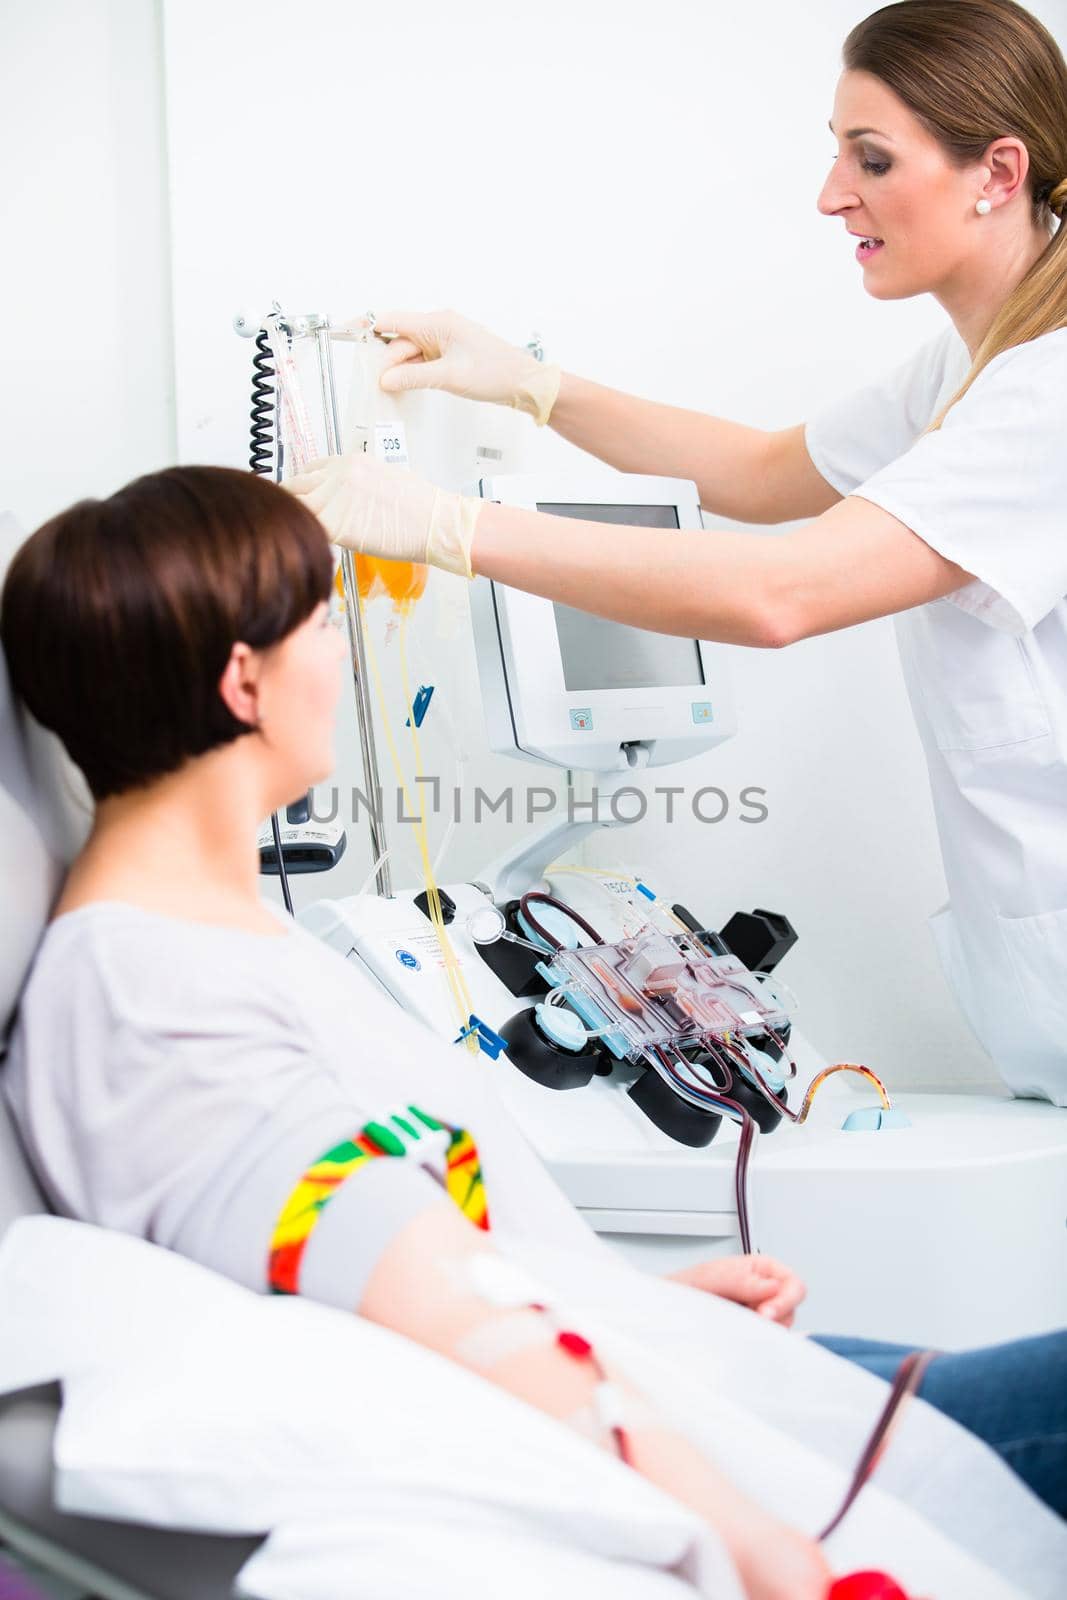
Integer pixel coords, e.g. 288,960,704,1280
593,1380,627,1431
565,1385,657,1452
453,1308,554,1370
462,1252,553,1309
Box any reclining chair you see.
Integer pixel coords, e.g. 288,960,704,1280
0,513,261,1598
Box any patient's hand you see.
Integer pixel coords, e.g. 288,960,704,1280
667,1255,806,1327
732,1517,833,1600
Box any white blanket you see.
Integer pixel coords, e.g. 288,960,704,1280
0,1216,740,1599
0,1215,1061,1597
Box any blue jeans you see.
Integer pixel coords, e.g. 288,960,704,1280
813,1330,1067,1519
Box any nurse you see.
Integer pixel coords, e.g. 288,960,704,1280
290,0,1067,1106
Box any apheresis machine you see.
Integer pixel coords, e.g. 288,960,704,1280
237,306,1067,1351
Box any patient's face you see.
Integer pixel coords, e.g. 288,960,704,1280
259,602,345,794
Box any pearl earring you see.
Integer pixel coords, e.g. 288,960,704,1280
975,198,992,215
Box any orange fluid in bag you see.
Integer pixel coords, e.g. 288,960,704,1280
357,555,428,609
335,557,428,612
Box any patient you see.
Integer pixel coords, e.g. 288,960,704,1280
1,468,1063,1599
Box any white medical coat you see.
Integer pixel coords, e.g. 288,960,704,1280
806,325,1067,1104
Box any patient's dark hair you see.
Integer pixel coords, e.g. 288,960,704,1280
0,466,334,801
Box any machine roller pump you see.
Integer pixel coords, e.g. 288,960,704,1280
498,1003,605,1091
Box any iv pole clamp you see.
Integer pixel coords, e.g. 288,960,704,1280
234,305,393,899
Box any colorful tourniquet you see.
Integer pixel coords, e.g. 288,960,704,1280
268,1104,489,1296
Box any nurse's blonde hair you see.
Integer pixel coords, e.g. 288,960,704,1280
844,0,1067,429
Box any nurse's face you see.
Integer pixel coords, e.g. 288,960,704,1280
818,70,992,301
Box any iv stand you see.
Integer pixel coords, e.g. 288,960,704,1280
249,305,393,898
311,317,392,897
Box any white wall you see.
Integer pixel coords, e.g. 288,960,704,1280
0,0,175,531
14,0,1064,1091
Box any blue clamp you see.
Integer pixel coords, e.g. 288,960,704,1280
454,1013,509,1060
841,1107,913,1132
405,684,434,729
635,882,656,902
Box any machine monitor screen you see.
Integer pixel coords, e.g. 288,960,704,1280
536,502,705,693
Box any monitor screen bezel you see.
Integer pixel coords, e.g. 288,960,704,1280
473,474,726,768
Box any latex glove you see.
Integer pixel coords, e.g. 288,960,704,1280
286,453,482,579
368,308,562,426
666,1255,806,1327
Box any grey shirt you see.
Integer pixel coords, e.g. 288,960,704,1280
3,903,470,1306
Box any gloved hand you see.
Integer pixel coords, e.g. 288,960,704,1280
367,308,562,426
285,453,482,579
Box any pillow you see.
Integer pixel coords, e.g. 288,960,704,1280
0,1217,737,1600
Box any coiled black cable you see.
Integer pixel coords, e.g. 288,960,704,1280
250,328,275,475
250,327,291,913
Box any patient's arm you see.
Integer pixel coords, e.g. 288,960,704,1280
358,1199,832,1600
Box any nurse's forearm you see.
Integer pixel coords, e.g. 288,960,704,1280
471,501,789,648
550,372,791,524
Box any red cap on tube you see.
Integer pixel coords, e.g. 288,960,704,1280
828,1575,911,1600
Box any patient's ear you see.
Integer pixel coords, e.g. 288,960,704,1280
218,642,262,729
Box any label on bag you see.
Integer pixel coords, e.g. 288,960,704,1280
374,421,409,466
